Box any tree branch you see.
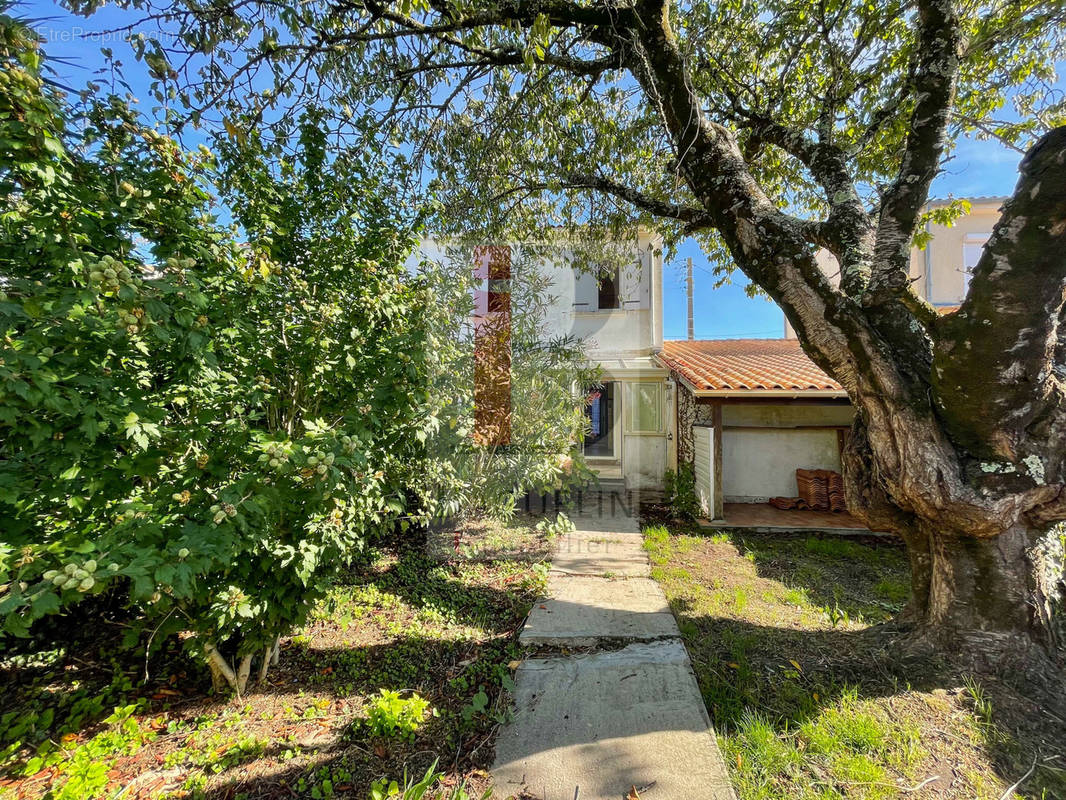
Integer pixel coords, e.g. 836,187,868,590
869,0,961,297
563,172,712,227
933,126,1066,462
734,114,874,294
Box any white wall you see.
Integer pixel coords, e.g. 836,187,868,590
722,428,842,502
407,235,663,358
539,236,660,357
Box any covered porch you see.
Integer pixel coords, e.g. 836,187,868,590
703,502,888,535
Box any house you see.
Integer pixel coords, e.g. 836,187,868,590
411,197,1000,512
539,232,676,493
410,231,676,495
660,197,1003,521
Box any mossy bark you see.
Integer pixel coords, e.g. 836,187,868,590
842,420,1065,690
919,525,1062,655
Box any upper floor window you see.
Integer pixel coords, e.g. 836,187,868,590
598,267,620,310
962,234,990,295
572,259,648,312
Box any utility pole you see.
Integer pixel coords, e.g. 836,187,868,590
686,257,694,340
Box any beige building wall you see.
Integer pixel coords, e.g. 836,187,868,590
785,197,1004,337
909,198,1002,307
722,428,843,502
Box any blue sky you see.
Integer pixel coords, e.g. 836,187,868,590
661,135,1028,340
23,1,1041,340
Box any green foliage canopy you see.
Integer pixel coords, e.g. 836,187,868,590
0,15,427,676
89,0,1066,258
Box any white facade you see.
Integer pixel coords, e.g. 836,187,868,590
410,232,674,492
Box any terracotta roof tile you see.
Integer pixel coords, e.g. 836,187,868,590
658,339,844,394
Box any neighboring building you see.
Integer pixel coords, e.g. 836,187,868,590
785,196,1004,337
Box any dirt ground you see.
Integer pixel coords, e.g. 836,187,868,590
0,520,552,800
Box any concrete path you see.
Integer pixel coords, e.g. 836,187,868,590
492,506,735,800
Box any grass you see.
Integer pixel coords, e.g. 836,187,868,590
642,523,1066,800
0,519,550,800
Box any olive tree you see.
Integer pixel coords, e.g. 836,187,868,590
411,245,596,524
93,0,1066,688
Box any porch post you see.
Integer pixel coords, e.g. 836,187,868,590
712,401,724,520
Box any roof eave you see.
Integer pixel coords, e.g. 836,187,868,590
689,388,848,399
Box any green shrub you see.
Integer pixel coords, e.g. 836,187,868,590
366,690,432,741
663,464,701,521
0,20,426,691
369,759,440,800
535,512,575,538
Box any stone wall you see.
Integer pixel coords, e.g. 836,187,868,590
676,382,714,466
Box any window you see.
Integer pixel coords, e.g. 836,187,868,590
624,381,664,434
598,267,620,310
962,234,990,296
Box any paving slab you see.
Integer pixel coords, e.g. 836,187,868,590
563,511,641,533
493,640,735,800
550,531,650,577
520,575,678,646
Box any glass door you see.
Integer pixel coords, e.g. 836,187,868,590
584,382,616,458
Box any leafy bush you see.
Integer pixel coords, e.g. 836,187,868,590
663,464,702,521
535,512,576,538
366,690,432,741
410,247,596,522
0,19,426,690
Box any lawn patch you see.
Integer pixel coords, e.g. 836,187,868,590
642,524,1066,800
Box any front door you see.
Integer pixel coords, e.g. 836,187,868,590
584,381,617,458
621,380,668,490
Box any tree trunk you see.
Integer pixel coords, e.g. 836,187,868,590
841,421,1066,692
915,524,1063,659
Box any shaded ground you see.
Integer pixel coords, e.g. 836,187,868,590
641,522,1066,800
0,519,551,800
